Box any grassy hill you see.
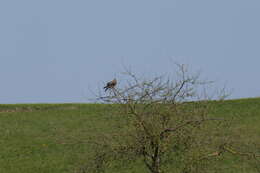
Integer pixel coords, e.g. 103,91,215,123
0,98,259,173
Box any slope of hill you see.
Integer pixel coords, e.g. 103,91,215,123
0,98,259,173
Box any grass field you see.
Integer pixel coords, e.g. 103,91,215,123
0,98,259,173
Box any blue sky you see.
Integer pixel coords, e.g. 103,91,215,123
0,0,259,103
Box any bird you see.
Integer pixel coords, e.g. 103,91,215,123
104,78,117,92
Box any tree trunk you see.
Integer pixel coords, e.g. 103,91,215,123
151,157,161,173
151,145,161,173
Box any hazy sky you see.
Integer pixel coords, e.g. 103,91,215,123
0,0,259,103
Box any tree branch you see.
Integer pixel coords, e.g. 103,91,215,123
160,118,225,139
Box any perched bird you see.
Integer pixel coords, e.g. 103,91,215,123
104,78,117,92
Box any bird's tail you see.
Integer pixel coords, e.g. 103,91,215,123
104,86,108,92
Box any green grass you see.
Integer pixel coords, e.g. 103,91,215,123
0,98,259,173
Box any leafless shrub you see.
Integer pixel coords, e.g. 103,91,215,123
79,64,259,173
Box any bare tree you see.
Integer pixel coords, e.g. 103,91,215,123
78,64,259,173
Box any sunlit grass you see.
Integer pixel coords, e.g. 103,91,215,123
0,98,259,173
